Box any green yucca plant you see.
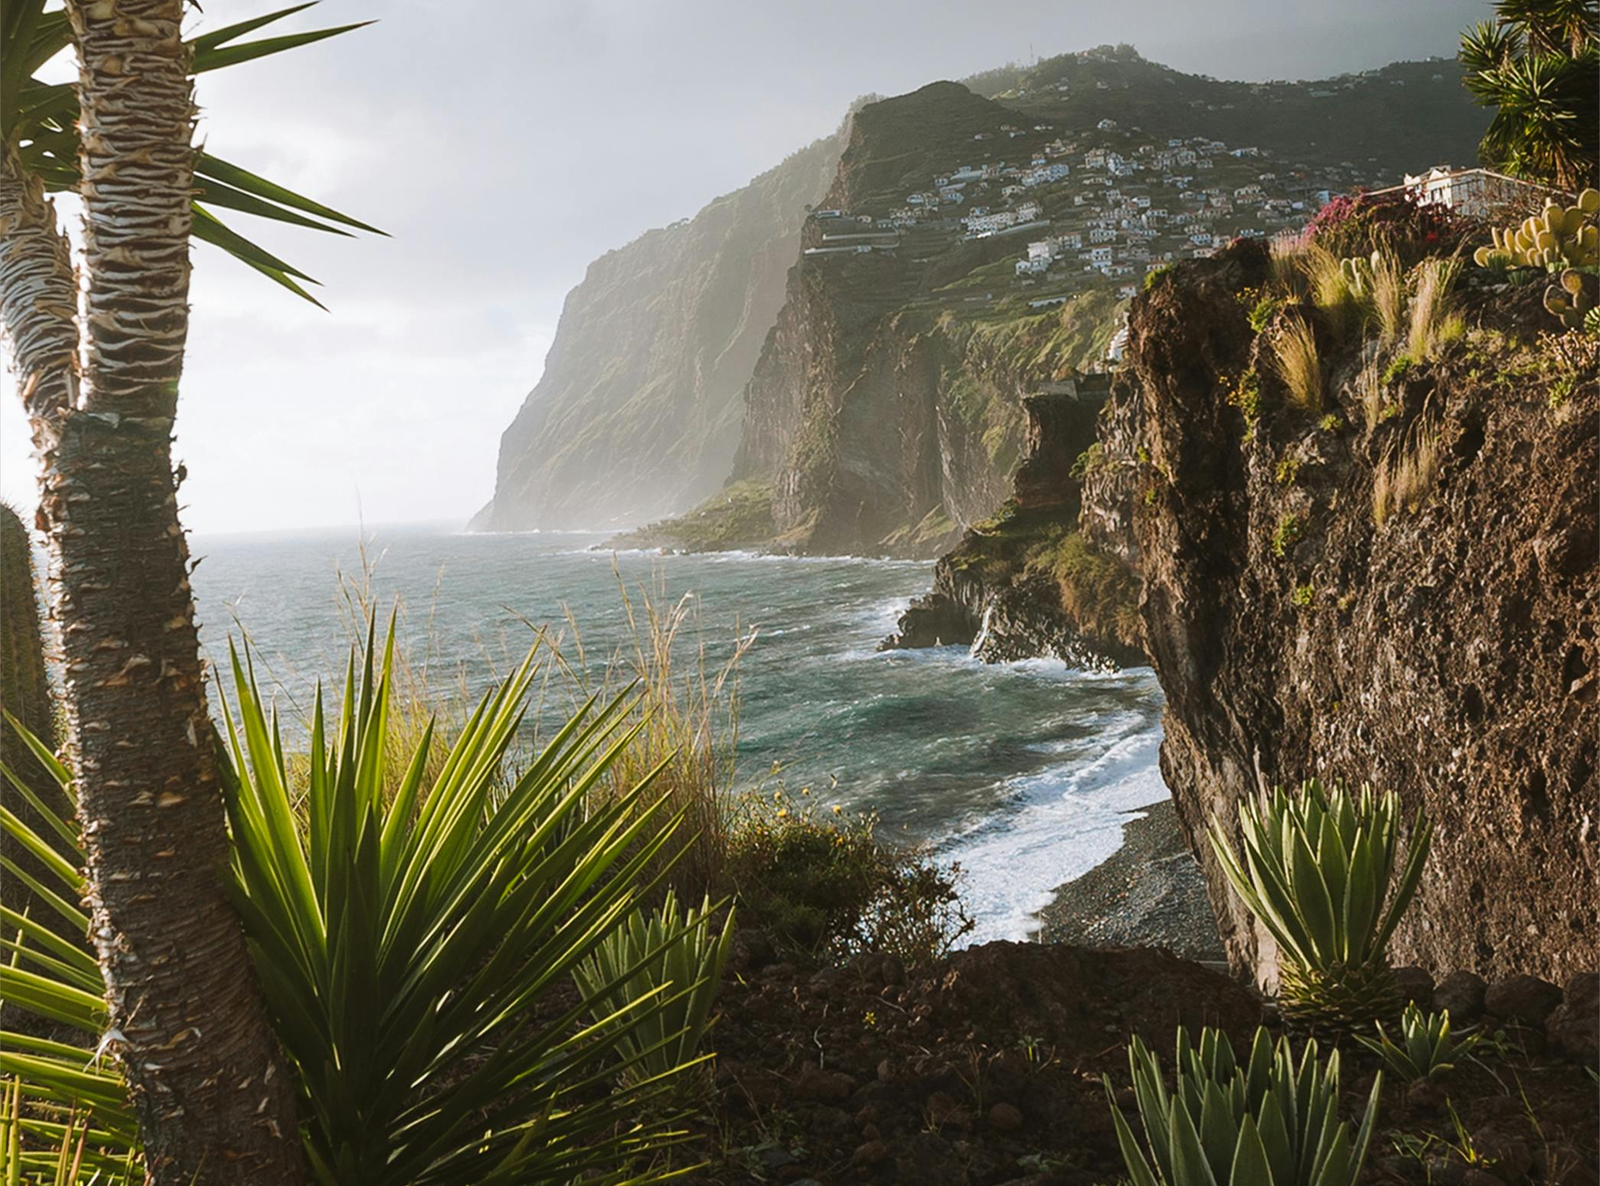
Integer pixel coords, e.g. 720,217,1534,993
0,727,142,1181
574,890,735,1092
1355,1003,1481,1083
2,625,711,1185
1105,1026,1382,1186
218,626,698,1184
1209,780,1433,1034
0,1079,140,1186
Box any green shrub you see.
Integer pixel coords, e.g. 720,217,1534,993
1024,530,1143,653
1143,263,1175,290
1291,583,1316,607
1208,780,1433,1034
1355,1003,1481,1083
725,788,970,966
1105,1026,1382,1186
1070,441,1107,480
1224,369,1262,433
1270,514,1304,559
574,890,735,1093
1381,354,1413,386
1273,456,1300,486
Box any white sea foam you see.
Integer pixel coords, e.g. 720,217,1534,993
942,717,1169,946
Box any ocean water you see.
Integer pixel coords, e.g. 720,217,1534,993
188,523,1167,945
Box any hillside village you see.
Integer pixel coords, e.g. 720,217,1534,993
803,114,1383,339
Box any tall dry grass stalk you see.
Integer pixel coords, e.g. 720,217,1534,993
537,568,754,902
1272,315,1324,413
1368,247,1407,345
1356,355,1387,431
1373,423,1442,526
1303,243,1361,340
1407,256,1464,363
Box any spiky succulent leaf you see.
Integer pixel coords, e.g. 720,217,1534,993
1108,1027,1381,1185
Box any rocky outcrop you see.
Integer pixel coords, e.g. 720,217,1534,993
1122,242,1597,986
476,128,845,532
881,378,1146,667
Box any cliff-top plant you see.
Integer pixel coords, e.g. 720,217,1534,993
1355,1004,1483,1083
1306,191,1470,266
1105,1026,1382,1186
1543,266,1599,327
1270,316,1324,413
1473,190,1600,272
1406,256,1465,365
1209,780,1433,1034
1460,1,1599,191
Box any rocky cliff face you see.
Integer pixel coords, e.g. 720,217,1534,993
476,130,845,531
1120,243,1596,985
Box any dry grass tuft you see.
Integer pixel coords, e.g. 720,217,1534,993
1374,423,1442,526
1303,243,1361,340
1368,247,1408,345
1272,315,1324,413
523,569,753,903
1407,256,1464,364
1270,237,1311,300
1356,356,1387,431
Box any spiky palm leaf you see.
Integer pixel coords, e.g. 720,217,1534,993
1,0,382,304
1459,0,1599,190
1208,780,1433,1035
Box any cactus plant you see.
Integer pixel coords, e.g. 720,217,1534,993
1543,267,1599,329
1473,189,1600,271
1105,1026,1382,1186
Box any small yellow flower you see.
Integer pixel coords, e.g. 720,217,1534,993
831,805,842,815
776,807,788,818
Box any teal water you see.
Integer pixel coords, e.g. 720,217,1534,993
189,523,1167,944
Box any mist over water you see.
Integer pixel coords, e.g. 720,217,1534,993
189,523,1165,944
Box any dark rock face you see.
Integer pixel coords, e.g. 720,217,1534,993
1123,242,1597,985
880,383,1143,668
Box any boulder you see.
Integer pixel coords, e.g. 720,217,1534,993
1484,974,1563,1027
1545,971,1599,1062
1432,971,1487,1024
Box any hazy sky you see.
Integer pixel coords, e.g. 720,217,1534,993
0,0,1491,534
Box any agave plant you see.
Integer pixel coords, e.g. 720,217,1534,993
1105,1026,1382,1186
574,890,735,1092
1355,1003,1481,1083
1208,780,1433,1033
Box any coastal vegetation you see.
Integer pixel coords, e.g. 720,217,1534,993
1,2,1596,1183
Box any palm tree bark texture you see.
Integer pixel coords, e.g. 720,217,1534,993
0,2,310,1181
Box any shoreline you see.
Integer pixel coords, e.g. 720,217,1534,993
1032,797,1226,964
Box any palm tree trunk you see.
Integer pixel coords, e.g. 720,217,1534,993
31,2,308,1181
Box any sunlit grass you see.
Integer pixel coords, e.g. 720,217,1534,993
1271,315,1324,414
